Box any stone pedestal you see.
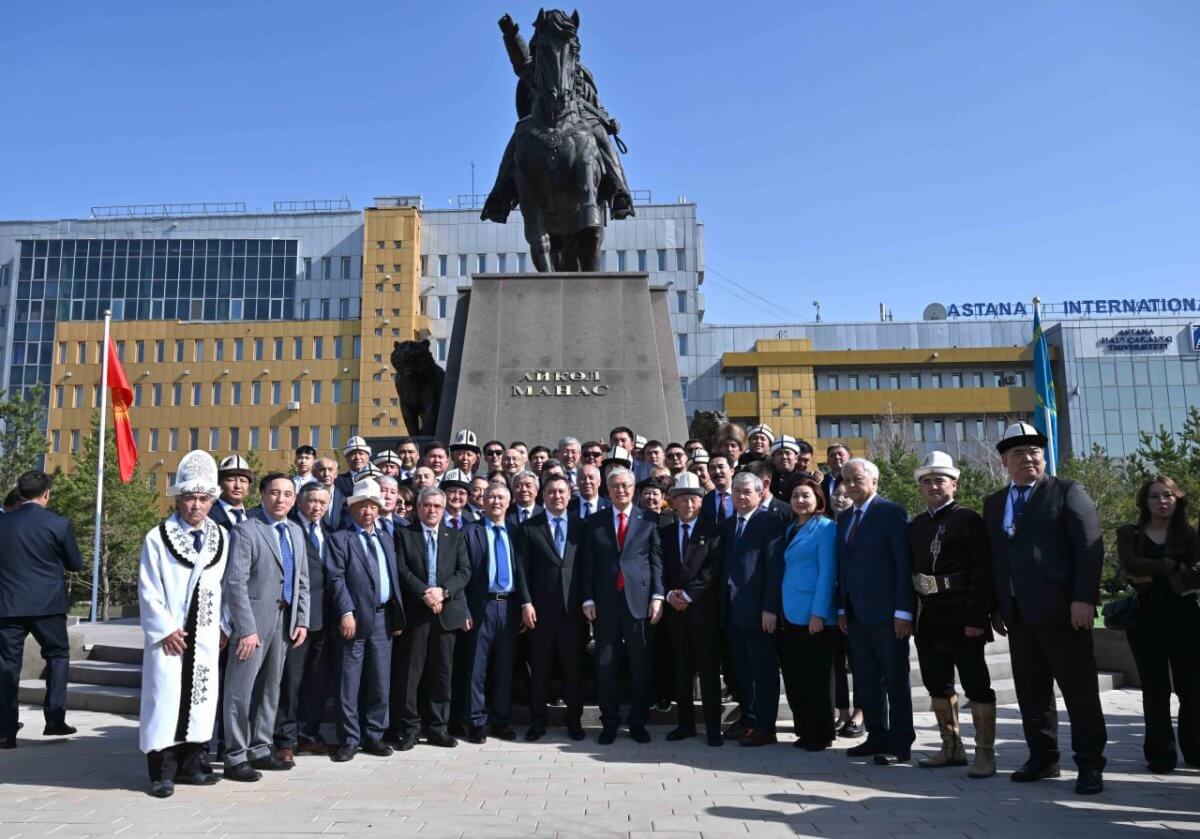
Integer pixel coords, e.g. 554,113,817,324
436,272,688,445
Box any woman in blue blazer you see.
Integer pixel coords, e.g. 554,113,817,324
778,476,838,750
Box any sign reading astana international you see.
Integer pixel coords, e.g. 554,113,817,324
510,371,611,397
939,297,1200,319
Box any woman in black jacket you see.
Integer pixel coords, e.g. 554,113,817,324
1118,475,1200,773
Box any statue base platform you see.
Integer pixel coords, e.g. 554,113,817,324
436,272,688,446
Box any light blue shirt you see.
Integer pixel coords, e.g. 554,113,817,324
487,522,514,593
354,524,390,605
1002,480,1039,536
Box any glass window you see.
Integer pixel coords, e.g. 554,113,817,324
211,383,222,405
153,383,162,406
294,337,303,360
848,374,859,390
972,372,984,388
174,340,184,362
889,373,901,389
312,337,323,359
868,374,879,390
333,380,343,402
930,372,941,388
951,372,962,388
477,253,487,273
637,250,647,271
231,382,241,405
311,381,322,403
933,419,944,441
680,376,689,400
272,381,281,403
725,377,736,393
252,381,261,405
436,339,447,361
458,254,468,276
291,381,301,402
827,374,839,391
770,389,780,398
192,383,201,406
249,427,260,449
678,333,688,356
149,429,159,451
437,296,447,318
230,427,240,450
270,427,279,449
829,420,841,437
910,373,921,389
172,383,182,406
955,419,964,440
234,338,244,360
274,337,283,360
617,251,627,272
289,426,300,449
341,256,351,280
849,420,861,437
993,371,1004,387
322,257,332,279
975,419,985,438
209,428,220,450
676,291,687,313
169,428,179,450
676,249,686,270
657,250,667,271
310,426,321,448
194,340,204,362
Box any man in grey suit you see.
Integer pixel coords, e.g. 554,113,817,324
222,473,309,782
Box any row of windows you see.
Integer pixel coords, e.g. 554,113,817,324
419,247,688,278
19,249,297,283
62,335,362,366
816,370,1027,391
54,378,361,410
20,239,298,259
301,256,360,281
54,423,360,456
820,416,1025,442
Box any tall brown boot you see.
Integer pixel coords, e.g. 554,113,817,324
919,696,968,768
968,702,997,778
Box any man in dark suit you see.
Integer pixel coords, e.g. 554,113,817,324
311,458,349,530
506,470,544,526
326,478,405,762
567,464,610,520
524,475,587,741
738,460,793,523
984,422,1107,795
209,455,255,530
0,471,83,748
663,472,725,746
391,487,472,749
720,471,785,747
821,444,851,515
701,454,736,526
581,466,664,744
836,458,916,765
460,483,532,743
336,437,373,499
276,482,337,759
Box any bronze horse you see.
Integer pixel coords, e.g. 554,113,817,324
505,10,611,272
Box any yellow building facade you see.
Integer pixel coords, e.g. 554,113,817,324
721,338,1042,455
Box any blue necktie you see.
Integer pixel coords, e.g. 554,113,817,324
494,525,511,590
581,501,591,519
846,509,864,546
307,521,320,552
425,530,438,587
1013,485,1031,524
276,523,294,604
364,530,390,604
680,522,690,558
190,529,203,552
519,508,528,524
553,517,566,558
233,508,245,524
735,517,747,542
717,493,729,522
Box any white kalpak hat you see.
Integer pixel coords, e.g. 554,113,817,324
450,429,481,454
668,471,706,498
348,478,384,509
343,436,372,457
169,451,221,498
914,451,961,482
771,434,800,455
996,421,1047,455
373,450,402,468
748,424,776,443
353,464,384,481
688,449,710,466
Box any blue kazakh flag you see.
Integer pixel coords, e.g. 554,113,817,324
1032,306,1059,475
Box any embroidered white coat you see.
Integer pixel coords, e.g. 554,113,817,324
137,515,227,753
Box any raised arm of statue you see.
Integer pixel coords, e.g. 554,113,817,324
498,13,532,80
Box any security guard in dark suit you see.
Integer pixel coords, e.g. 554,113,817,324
0,471,84,748
984,422,1107,795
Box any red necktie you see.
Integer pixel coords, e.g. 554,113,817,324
616,512,628,591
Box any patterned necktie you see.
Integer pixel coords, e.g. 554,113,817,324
847,508,864,546
553,517,565,558
493,525,510,589
276,523,294,604
616,512,628,592
425,530,438,587
190,529,203,552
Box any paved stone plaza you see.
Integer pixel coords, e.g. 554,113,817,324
1,690,1195,838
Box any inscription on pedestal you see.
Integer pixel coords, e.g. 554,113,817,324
510,370,611,397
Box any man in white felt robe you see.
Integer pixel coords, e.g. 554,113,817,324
138,450,228,798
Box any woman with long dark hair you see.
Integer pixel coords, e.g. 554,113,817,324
1118,475,1200,772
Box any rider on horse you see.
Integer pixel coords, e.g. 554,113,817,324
481,11,635,225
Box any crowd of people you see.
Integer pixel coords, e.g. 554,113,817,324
2,420,1196,801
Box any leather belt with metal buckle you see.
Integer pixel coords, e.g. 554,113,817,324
912,573,967,596
487,592,511,600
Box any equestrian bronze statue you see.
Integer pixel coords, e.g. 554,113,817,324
481,9,634,272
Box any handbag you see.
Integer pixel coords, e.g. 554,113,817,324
1101,594,1137,630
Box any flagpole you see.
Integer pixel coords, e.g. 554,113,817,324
1033,296,1057,475
89,310,112,623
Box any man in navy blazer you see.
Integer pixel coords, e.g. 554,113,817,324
459,482,532,743
566,464,609,520
326,479,405,762
581,466,664,744
836,458,916,764
720,471,785,747
0,471,84,747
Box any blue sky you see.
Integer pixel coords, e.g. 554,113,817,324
2,1,1196,323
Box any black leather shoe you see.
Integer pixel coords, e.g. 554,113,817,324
873,752,910,765
174,772,219,786
467,726,487,745
43,722,77,736
706,733,724,747
524,727,545,742
363,740,393,757
837,720,865,738
1148,761,1176,774
566,723,585,741
0,735,15,749
597,727,618,745
394,735,417,752
150,780,175,798
1075,768,1103,795
331,745,357,763
629,727,651,744
1011,756,1061,783
250,754,291,771
490,724,517,741
666,727,696,742
427,732,458,748
847,740,886,758
447,722,467,739
223,762,262,782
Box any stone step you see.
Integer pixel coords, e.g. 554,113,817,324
87,643,142,665
68,659,143,689
19,680,140,716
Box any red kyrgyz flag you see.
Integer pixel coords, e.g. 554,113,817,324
106,338,138,483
